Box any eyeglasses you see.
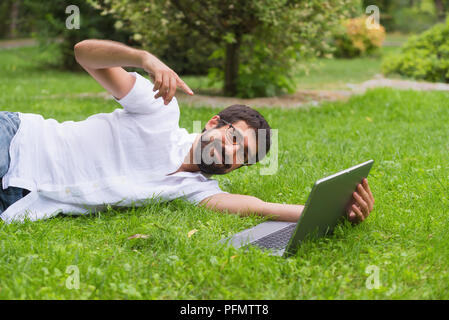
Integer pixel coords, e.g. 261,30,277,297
220,119,250,166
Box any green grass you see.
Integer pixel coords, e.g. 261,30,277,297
384,32,413,46
1,46,449,299
293,47,404,91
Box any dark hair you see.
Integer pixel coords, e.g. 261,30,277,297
207,104,272,162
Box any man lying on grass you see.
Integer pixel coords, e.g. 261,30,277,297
0,39,374,224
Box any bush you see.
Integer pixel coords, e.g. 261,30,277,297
333,16,386,58
158,30,218,76
110,11,218,76
26,0,131,70
382,19,449,83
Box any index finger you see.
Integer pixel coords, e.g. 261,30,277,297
177,77,194,95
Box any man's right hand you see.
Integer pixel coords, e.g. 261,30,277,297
141,52,194,105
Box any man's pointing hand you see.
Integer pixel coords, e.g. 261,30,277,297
142,52,194,105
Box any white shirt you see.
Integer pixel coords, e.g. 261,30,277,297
1,72,227,223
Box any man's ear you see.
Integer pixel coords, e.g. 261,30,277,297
205,115,220,130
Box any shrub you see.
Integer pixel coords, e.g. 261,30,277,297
333,16,386,58
157,30,218,76
26,0,131,70
382,19,449,83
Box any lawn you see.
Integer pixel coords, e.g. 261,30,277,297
1,46,449,299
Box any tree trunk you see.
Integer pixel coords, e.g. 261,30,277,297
224,38,241,97
8,0,20,39
434,0,446,21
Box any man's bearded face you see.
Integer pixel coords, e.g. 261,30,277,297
192,120,258,175
194,127,233,175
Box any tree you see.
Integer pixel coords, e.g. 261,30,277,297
93,0,358,98
0,0,35,39
8,0,20,38
434,0,449,21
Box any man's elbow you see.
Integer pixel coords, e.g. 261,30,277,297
73,40,92,63
74,40,85,51
74,41,84,63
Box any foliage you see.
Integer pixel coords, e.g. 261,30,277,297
92,0,360,98
90,0,218,76
333,16,386,58
0,0,35,39
392,5,439,33
382,19,449,83
153,29,218,76
361,0,441,33
232,0,361,97
24,0,131,70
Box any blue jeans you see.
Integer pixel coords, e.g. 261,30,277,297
0,111,29,215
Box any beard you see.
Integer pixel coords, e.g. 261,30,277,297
194,132,232,175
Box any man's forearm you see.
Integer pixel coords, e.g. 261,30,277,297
74,39,151,70
200,193,304,222
261,202,304,222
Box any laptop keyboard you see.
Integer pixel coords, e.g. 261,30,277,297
251,224,297,250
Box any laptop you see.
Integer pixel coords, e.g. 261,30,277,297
220,160,374,258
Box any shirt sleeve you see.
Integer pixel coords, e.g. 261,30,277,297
113,72,171,114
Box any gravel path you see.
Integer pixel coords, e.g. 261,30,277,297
0,38,37,49
174,75,449,108
45,75,449,109
347,74,449,93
